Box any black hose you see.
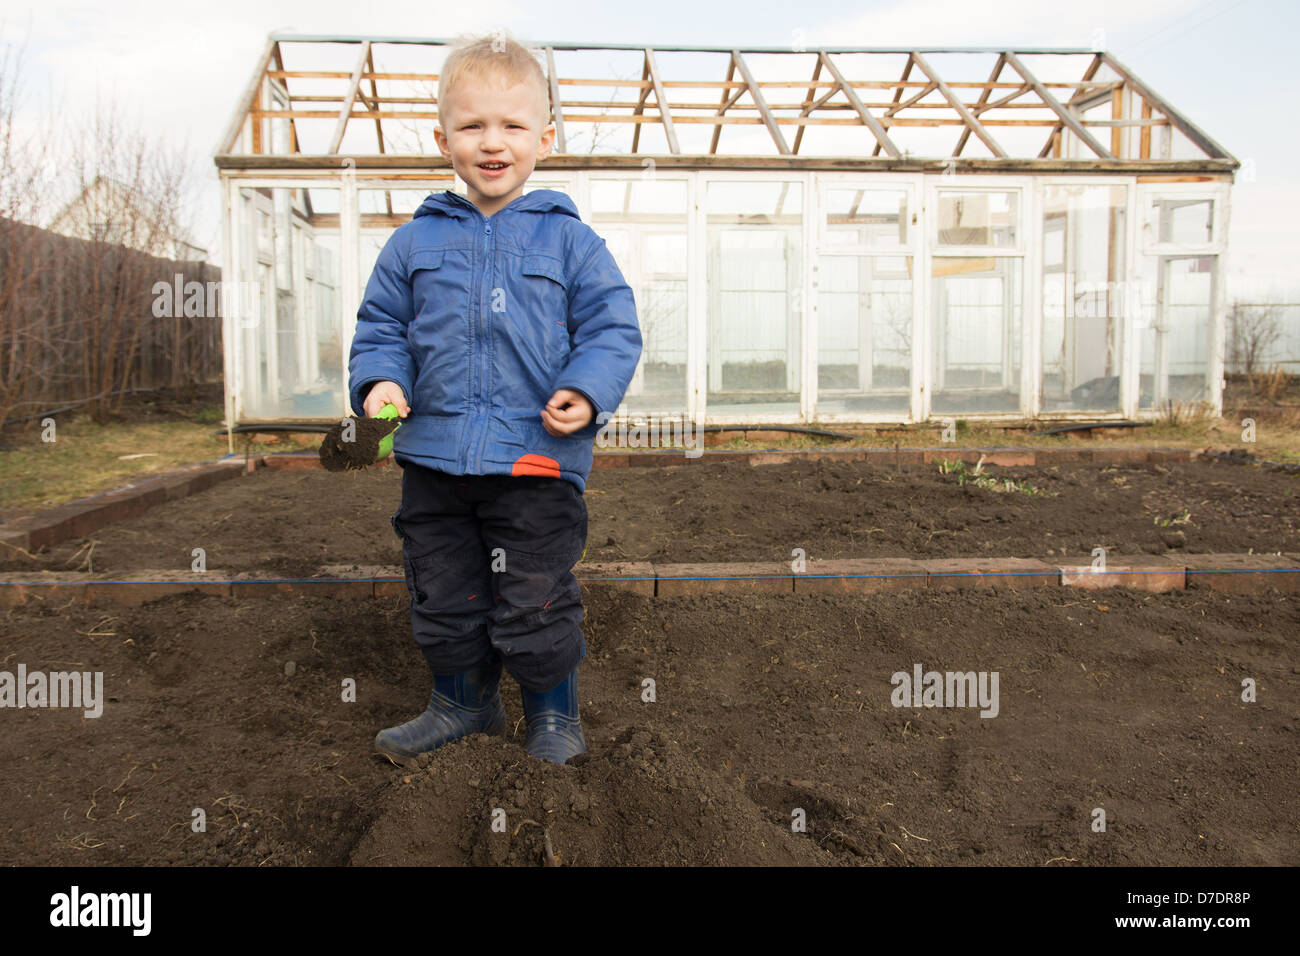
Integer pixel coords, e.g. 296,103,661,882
1029,420,1150,436
217,423,334,436
703,425,859,440
215,422,862,440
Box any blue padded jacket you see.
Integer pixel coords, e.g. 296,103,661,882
348,188,642,491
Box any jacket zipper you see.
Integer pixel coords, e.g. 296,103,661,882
474,218,494,471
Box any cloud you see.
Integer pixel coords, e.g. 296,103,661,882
812,0,1198,48
7,0,535,252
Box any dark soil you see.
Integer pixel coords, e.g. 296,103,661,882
319,417,400,472
1,585,1294,866
2,458,1296,575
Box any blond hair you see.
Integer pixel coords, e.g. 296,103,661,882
437,32,551,128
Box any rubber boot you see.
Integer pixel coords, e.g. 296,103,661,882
520,667,586,765
374,659,505,766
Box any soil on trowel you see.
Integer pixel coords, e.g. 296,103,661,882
319,416,399,472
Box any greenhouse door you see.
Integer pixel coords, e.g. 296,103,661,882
925,178,1030,418
812,175,921,421
1134,183,1228,413
702,178,805,421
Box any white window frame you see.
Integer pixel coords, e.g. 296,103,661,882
581,171,693,420
1138,181,1228,257
1034,176,1139,420
813,173,923,424
696,170,811,425
923,175,1032,422
1135,180,1230,417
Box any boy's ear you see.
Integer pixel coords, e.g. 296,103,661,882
537,122,556,160
433,123,452,160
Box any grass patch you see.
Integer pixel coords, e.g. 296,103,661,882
0,415,319,517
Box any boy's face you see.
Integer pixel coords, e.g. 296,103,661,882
434,77,555,218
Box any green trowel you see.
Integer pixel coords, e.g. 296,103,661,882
374,403,401,460
319,403,403,471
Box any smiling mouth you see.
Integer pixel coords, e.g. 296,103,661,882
479,162,510,170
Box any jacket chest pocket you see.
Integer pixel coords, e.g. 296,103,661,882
519,254,571,365
407,249,455,323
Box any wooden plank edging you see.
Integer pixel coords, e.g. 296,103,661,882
2,554,1296,606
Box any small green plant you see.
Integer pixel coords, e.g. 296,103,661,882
195,405,224,425
937,456,1053,497
1153,509,1192,527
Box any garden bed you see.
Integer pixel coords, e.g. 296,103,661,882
0,585,1294,866
1,457,1296,576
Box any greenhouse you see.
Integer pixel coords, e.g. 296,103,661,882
214,36,1237,432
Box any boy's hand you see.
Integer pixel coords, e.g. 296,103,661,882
541,389,593,437
363,381,411,419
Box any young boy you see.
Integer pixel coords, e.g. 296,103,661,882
348,33,642,766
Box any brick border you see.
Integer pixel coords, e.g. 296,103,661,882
0,459,248,553
2,554,1296,607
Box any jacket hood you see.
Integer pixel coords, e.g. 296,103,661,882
414,188,580,221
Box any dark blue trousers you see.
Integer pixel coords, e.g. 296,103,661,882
390,463,587,693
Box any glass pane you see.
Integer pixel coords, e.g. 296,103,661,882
1041,185,1127,412
706,180,802,219
824,187,908,248
236,186,344,419
930,257,1023,414
357,187,445,217
706,180,803,417
591,179,688,218
936,190,1018,248
522,180,573,196
1153,196,1213,245
636,233,688,414
816,255,912,414
590,180,689,416
358,183,453,291
1139,256,1214,409
304,231,338,410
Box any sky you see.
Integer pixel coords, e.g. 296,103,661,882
3,0,1296,279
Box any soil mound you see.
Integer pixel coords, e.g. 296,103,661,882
350,725,833,866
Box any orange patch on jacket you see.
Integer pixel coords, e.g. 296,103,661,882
511,454,562,478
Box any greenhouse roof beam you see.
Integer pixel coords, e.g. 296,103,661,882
732,50,791,155
328,41,371,154
1005,51,1113,160
819,52,901,158
910,52,1007,159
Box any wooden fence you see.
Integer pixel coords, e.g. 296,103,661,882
0,217,222,425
